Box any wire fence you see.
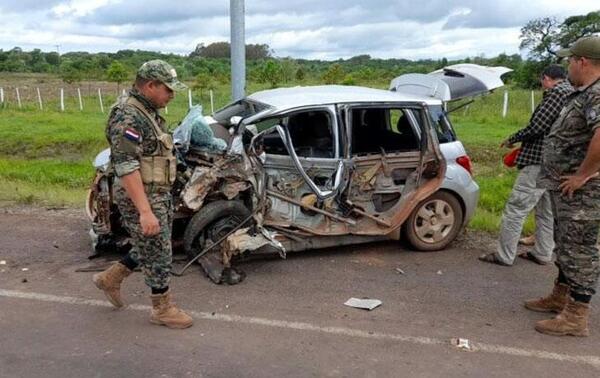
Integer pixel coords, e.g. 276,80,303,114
0,85,217,114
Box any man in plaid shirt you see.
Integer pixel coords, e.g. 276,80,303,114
480,65,573,266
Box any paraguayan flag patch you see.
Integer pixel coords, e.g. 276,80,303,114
124,128,141,142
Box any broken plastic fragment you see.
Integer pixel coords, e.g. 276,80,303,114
0,260,6,265
451,338,472,351
344,297,382,311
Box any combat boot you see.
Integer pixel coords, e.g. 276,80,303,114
535,298,590,337
92,262,133,308
150,290,193,329
524,280,569,313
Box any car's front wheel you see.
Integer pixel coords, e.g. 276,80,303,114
403,191,463,251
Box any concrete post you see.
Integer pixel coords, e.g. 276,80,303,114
77,88,83,111
230,0,246,101
15,88,21,108
502,90,508,118
98,88,104,113
37,88,43,110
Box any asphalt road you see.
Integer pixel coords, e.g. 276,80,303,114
1,207,599,378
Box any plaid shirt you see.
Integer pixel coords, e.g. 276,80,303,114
507,80,574,168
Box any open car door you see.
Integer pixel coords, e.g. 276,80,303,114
389,63,512,102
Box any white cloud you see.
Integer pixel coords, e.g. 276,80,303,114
0,0,597,59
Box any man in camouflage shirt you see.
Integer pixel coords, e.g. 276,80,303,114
524,36,600,337
93,60,193,329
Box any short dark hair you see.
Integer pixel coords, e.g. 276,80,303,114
135,75,153,88
541,64,566,80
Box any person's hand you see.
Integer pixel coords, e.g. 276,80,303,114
500,139,514,148
559,172,599,199
140,210,160,236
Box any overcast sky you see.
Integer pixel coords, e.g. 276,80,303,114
0,0,597,60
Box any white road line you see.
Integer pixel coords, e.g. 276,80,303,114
2,288,600,369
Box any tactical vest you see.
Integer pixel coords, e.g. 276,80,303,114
125,96,176,187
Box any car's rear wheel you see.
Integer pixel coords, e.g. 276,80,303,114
403,191,463,251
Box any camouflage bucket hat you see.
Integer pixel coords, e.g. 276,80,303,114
557,36,600,60
137,59,187,91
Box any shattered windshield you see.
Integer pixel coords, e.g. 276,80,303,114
213,99,271,126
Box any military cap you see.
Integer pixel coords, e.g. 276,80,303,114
557,36,600,60
137,59,187,91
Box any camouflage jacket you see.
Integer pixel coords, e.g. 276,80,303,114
540,77,600,193
106,87,171,196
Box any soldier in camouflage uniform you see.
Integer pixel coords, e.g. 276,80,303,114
93,60,193,329
524,36,600,337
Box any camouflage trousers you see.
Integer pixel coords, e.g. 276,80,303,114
549,190,600,296
115,184,173,290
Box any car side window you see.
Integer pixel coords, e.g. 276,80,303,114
351,108,421,155
259,110,335,158
429,106,456,143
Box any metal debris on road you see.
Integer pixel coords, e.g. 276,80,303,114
395,267,405,275
21,268,29,271
0,260,6,265
344,297,382,311
451,338,472,351
437,270,443,275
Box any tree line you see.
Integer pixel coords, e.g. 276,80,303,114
1,10,598,90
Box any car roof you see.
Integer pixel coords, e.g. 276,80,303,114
247,85,441,111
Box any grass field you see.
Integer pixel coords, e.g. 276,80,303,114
0,76,539,234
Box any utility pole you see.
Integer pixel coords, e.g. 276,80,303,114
230,0,246,101
55,44,61,66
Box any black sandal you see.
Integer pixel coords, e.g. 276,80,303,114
478,253,510,266
518,252,548,266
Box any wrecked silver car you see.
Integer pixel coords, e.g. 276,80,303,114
87,67,509,284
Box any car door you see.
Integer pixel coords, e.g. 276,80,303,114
250,105,352,234
338,103,446,237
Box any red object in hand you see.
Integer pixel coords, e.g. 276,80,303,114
503,148,521,168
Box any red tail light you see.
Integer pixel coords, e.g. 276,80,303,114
456,155,473,176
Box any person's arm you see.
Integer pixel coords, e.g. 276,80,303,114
505,87,567,146
120,170,160,236
559,128,600,198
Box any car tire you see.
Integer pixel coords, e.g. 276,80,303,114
183,200,252,259
403,191,463,251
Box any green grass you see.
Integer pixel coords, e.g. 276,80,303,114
0,81,543,234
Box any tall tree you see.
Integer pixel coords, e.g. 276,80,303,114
520,11,600,60
106,61,129,94
257,60,282,88
322,64,345,84
519,17,560,59
557,11,600,47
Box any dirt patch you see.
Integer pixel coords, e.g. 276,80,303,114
0,204,87,220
